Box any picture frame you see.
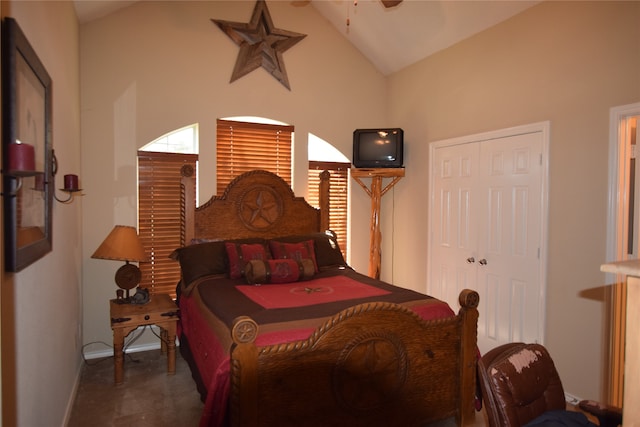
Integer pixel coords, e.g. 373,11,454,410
2,17,53,272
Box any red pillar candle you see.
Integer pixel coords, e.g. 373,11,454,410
8,142,35,172
64,174,79,191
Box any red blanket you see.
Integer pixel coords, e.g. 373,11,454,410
178,269,454,427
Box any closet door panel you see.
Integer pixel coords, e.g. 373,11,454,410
430,142,480,306
476,132,543,352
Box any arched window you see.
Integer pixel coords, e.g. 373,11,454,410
141,124,198,154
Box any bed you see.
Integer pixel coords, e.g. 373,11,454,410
173,168,480,427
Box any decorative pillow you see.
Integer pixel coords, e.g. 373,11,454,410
272,231,347,270
244,258,315,284
225,242,271,279
269,239,318,272
169,240,227,285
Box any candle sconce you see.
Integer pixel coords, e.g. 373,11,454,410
51,150,82,204
3,150,82,203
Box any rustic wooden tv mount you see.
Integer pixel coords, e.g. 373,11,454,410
351,167,405,280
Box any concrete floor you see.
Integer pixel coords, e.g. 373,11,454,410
67,349,203,427
68,348,490,427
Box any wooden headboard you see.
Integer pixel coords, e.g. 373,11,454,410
179,168,330,245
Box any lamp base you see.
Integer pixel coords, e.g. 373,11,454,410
115,262,141,292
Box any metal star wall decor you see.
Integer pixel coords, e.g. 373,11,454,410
212,0,307,90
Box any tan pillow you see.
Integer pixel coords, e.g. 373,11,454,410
244,258,315,284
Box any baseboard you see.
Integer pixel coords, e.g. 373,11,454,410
82,325,178,359
83,340,172,360
61,360,83,427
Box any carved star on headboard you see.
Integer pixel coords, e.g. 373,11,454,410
212,0,307,90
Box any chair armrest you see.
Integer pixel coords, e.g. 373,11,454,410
578,400,622,427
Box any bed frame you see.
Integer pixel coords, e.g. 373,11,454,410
178,168,480,426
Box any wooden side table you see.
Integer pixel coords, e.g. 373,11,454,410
109,293,179,384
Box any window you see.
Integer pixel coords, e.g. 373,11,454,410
138,152,197,298
138,125,198,298
216,119,292,193
142,124,198,154
215,120,349,259
308,161,350,258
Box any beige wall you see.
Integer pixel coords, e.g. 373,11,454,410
79,1,386,356
387,1,640,401
1,1,82,426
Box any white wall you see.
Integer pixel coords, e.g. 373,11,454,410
387,0,640,401
1,2,82,425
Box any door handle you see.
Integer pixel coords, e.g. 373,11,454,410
466,257,475,264
478,258,487,265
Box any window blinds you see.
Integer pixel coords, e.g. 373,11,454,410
308,161,350,258
216,119,292,194
138,151,197,298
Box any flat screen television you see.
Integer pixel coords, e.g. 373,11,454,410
352,128,404,168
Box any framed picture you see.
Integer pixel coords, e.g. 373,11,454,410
2,17,53,272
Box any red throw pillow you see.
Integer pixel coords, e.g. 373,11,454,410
225,242,271,279
244,259,315,284
269,240,318,273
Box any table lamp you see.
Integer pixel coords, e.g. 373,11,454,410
92,225,149,301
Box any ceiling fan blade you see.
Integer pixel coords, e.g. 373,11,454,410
381,0,403,8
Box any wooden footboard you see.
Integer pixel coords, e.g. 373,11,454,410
229,289,480,427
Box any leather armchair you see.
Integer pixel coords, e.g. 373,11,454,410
478,342,622,427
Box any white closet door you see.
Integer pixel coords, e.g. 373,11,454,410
476,132,543,353
429,127,546,355
430,142,480,309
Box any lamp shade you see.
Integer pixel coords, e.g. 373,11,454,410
91,225,148,262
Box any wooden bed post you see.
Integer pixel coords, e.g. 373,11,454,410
457,289,480,426
180,165,196,246
319,170,330,231
230,317,260,427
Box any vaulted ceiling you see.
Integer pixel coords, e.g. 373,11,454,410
73,0,539,75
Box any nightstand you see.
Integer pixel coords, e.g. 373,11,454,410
109,293,179,384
